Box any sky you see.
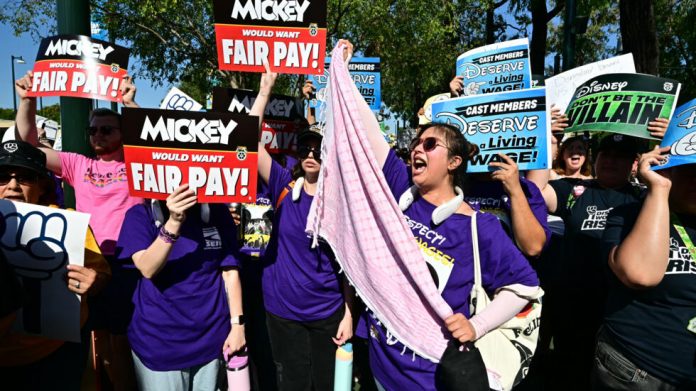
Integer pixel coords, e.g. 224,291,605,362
0,22,171,111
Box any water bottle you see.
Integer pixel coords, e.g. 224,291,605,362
225,348,250,391
334,343,353,391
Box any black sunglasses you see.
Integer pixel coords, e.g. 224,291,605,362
86,125,119,136
298,146,321,162
0,172,40,186
409,136,450,152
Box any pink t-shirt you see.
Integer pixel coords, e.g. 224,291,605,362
60,152,143,255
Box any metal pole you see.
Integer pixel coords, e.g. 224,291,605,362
562,0,577,71
11,57,17,114
57,0,92,208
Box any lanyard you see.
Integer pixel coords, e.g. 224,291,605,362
671,213,696,263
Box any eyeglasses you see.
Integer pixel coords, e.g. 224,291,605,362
86,125,119,136
298,146,321,162
409,137,450,152
0,172,39,186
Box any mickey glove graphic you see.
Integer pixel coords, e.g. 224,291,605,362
0,210,69,334
463,81,486,96
1,211,68,280
165,94,196,111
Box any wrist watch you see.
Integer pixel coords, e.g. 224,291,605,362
231,315,246,326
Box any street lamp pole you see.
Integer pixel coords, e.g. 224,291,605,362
11,55,25,114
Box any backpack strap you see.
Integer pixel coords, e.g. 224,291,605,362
276,181,295,209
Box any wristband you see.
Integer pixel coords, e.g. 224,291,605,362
231,315,246,326
158,226,180,244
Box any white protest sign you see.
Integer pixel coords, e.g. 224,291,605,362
0,200,91,342
545,54,636,113
160,87,203,112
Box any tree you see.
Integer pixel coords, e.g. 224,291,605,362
620,0,659,74
655,0,696,102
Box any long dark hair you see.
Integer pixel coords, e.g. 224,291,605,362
415,123,470,190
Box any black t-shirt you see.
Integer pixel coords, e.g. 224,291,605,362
550,179,643,290
601,204,696,386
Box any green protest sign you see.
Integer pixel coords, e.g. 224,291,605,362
565,73,681,139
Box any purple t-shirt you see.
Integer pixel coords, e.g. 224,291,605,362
358,150,539,390
116,203,240,371
465,176,551,251
261,161,343,321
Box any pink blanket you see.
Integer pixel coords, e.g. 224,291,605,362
306,45,453,362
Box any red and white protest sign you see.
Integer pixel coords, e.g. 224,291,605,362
213,0,327,74
122,108,259,203
26,35,130,102
212,87,306,154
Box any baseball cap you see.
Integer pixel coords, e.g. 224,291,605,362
0,141,51,180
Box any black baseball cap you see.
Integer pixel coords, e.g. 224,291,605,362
597,134,641,156
0,141,51,180
298,123,323,145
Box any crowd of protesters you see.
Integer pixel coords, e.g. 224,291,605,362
0,37,694,391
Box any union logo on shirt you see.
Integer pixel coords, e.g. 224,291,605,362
581,206,613,231
203,227,222,250
666,237,696,275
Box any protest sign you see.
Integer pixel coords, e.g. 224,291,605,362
0,200,90,342
212,87,304,154
565,73,681,139
26,35,130,102
545,54,635,113
308,57,381,110
456,39,531,96
122,108,259,203
240,203,273,256
160,87,204,112
431,88,551,173
213,0,327,74
654,98,696,171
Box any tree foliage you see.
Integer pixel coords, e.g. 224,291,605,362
2,0,694,122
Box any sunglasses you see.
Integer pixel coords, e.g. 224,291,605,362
0,172,40,186
298,146,321,162
86,125,119,136
409,137,449,152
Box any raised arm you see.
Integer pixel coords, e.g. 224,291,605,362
335,39,390,167
14,72,63,175
131,185,196,279
490,154,546,257
253,62,278,185
120,75,140,108
608,147,672,288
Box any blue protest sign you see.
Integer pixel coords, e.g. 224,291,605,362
456,39,531,96
308,57,381,117
431,88,550,173
654,98,696,171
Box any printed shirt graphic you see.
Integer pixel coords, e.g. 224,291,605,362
356,150,538,390
602,205,696,385
59,152,143,255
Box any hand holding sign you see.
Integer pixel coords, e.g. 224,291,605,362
121,75,138,108
66,264,98,295
638,146,672,190
489,153,523,196
0,211,68,280
15,71,34,100
647,118,669,139
166,184,198,225
260,60,279,95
